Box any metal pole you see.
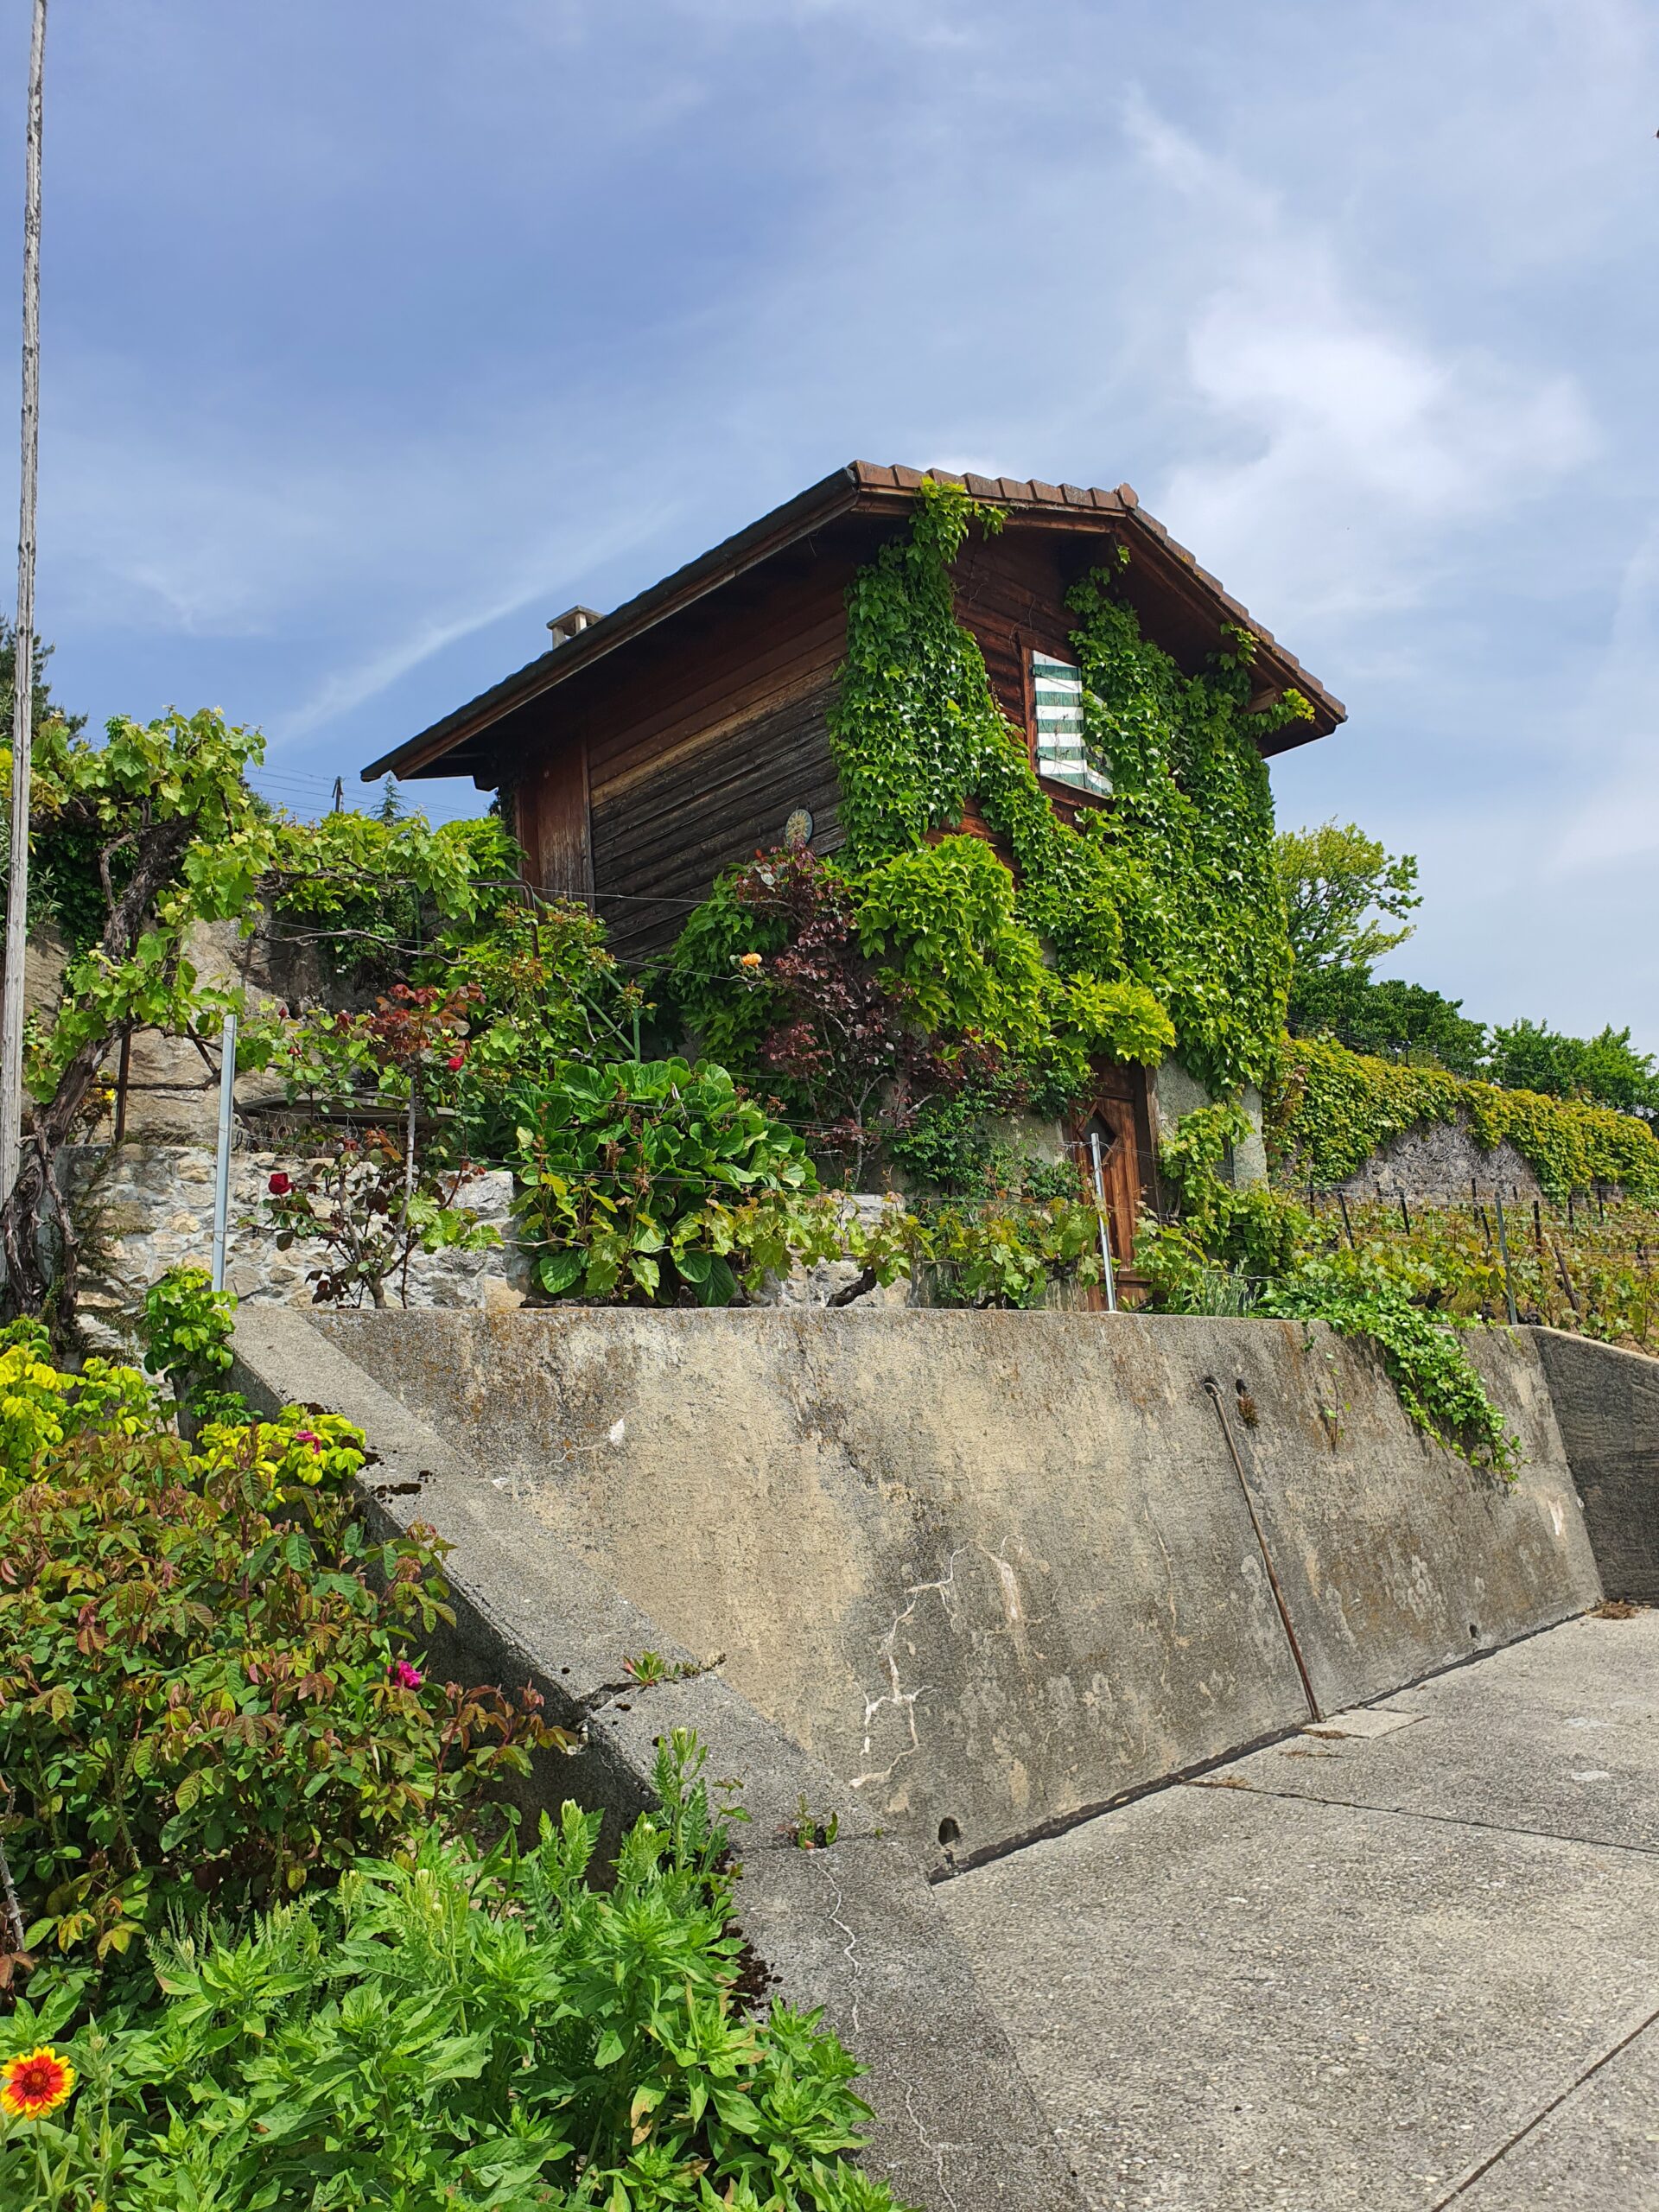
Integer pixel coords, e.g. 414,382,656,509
1089,1128,1119,1314
211,1012,237,1292
1493,1188,1519,1328
0,0,48,1207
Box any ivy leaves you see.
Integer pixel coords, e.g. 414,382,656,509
820,479,1294,1098
1271,1036,1659,1200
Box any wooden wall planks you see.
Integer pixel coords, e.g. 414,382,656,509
594,682,842,962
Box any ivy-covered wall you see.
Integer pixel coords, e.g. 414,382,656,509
673,481,1307,1143
1270,1035,1659,1201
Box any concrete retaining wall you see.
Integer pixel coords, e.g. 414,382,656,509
311,1309,1599,1872
1532,1325,1659,1600
229,1305,1659,2212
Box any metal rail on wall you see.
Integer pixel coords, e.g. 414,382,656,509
1088,1128,1120,1313
211,1012,237,1293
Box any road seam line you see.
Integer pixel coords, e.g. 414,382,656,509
1185,1777,1659,1859
1427,2003,1659,2206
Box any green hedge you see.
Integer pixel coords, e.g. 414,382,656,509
1270,1036,1659,1199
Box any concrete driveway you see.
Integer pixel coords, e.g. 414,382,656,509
938,1611,1659,2210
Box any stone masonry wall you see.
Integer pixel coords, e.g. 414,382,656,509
67,1143,528,1354
65,1143,903,1354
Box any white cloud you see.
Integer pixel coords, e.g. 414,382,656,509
1124,107,1598,624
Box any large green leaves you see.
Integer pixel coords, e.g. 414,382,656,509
509,1057,840,1306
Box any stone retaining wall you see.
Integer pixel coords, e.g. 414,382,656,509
66,1142,902,1351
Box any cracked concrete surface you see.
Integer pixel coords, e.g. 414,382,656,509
939,1611,1659,2210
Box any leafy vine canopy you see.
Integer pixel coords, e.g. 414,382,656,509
717,477,1310,1104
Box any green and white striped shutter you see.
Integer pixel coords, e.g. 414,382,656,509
1032,652,1109,798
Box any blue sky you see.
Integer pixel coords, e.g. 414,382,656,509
3,0,1656,1043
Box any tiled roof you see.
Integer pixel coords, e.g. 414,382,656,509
364,461,1343,781
849,463,1343,725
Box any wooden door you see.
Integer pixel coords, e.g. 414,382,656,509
516,740,593,899
1065,1063,1157,1299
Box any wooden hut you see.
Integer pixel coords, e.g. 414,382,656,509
364,462,1344,1260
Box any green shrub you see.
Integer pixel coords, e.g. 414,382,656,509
0,1367,559,1977
1256,1249,1516,1472
509,1056,892,1306
1,1736,909,2212
0,1320,156,1491
138,1266,238,1421
913,1194,1103,1308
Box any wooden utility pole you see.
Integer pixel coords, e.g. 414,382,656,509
0,0,47,1208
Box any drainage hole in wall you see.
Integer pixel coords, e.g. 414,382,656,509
1469,1624,1480,1640
938,1816,961,1849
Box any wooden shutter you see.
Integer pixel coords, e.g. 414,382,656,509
1032,652,1109,798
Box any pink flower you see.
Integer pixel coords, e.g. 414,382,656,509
292,1429,320,1449
390,1659,423,1690
269,1172,292,1196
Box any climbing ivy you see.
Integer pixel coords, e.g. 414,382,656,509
1142,1103,1516,1471
1271,1035,1659,1200
1065,582,1308,1095
819,478,1302,1097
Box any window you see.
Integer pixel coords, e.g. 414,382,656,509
1031,652,1109,798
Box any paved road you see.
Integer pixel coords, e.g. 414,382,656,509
938,1611,1659,2210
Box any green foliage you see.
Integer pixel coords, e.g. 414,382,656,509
0,1320,156,1491
826,481,1013,862
1150,1102,1304,1280
1062,586,1305,1095
0,1735,906,2212
1288,966,1487,1074
1316,1189,1659,1357
0,1367,557,1980
1143,1107,1514,1469
20,710,274,1107
912,1194,1103,1308
510,1057,896,1306
1256,1249,1515,1472
138,1267,238,1420
1485,1018,1659,1123
2,623,95,945
1275,818,1421,982
264,807,520,995
1271,1035,1659,1200
433,895,652,1154
1276,819,1659,1117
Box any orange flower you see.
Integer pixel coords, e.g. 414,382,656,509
738,952,762,969
0,2045,75,2120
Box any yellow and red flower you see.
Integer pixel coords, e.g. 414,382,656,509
0,2045,75,2120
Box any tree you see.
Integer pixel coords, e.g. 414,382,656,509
1289,967,1486,1076
1276,819,1421,981
1486,1019,1659,1123
1,709,273,1323
0,710,520,1332
0,620,83,745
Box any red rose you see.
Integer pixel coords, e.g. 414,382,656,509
446,1052,465,1071
268,1172,291,1195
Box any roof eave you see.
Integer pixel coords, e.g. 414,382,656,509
360,464,865,782
365,460,1344,781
